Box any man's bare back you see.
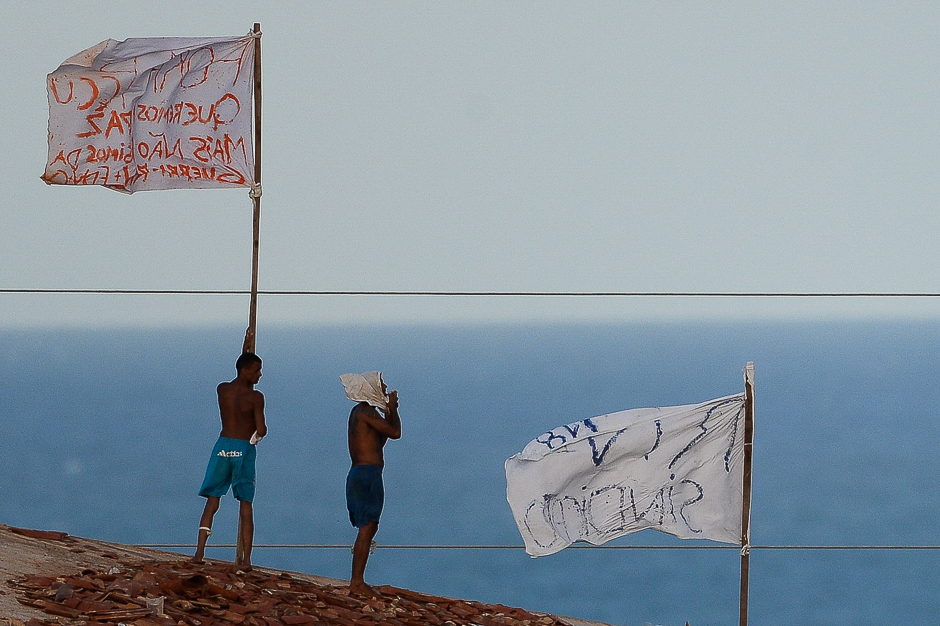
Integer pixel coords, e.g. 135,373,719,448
344,384,400,597
193,346,267,569
218,361,266,441
348,391,400,466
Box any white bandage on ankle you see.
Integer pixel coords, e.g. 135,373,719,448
199,526,212,536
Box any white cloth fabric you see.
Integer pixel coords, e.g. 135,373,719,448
340,372,388,411
43,35,255,193
505,392,747,557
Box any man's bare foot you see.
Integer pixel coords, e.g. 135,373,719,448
191,557,205,564
348,581,378,598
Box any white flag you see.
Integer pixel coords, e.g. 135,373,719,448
505,390,747,557
43,35,255,193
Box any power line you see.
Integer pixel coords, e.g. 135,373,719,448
4,289,940,297
135,542,940,551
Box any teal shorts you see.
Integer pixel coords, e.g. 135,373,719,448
198,437,257,502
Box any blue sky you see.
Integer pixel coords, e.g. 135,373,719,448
3,2,940,326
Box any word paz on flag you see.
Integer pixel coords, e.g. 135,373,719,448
43,35,255,193
505,388,748,557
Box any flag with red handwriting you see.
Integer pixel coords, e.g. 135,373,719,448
505,391,747,557
43,36,254,193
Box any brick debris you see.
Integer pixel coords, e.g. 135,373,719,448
7,558,574,626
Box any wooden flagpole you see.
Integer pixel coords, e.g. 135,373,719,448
237,21,263,567
247,21,263,354
739,362,755,626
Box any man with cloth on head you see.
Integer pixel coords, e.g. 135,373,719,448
193,329,267,569
341,371,401,597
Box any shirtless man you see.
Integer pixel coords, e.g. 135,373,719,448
193,337,267,568
344,373,401,597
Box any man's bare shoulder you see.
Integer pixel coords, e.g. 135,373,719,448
217,381,263,400
351,402,378,418
350,403,380,428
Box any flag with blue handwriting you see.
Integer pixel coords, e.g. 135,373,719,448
43,35,254,193
505,391,747,557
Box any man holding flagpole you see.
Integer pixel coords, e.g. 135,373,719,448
45,27,268,568
193,329,267,568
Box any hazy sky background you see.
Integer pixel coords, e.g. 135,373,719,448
3,2,939,326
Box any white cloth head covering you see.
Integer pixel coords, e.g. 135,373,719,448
339,371,388,411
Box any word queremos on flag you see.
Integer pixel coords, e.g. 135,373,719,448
505,393,746,557
43,35,255,193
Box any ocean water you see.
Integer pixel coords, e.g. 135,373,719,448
2,321,939,625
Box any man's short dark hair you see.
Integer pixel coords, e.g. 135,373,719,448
236,352,262,372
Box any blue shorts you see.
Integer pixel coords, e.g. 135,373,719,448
198,437,257,503
346,465,384,528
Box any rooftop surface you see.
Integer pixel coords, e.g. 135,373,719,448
0,525,612,626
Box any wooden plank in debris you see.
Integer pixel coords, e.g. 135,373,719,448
8,527,69,541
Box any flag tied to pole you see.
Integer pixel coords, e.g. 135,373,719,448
505,391,746,557
43,35,255,193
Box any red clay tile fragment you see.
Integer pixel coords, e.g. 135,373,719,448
37,601,82,619
227,602,253,614
63,576,103,591
281,615,317,625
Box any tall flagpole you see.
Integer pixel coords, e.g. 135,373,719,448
739,362,755,626
237,21,262,568
247,21,263,354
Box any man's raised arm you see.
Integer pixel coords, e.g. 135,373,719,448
384,391,401,439
357,395,401,440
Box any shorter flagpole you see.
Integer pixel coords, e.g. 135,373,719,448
739,362,755,626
